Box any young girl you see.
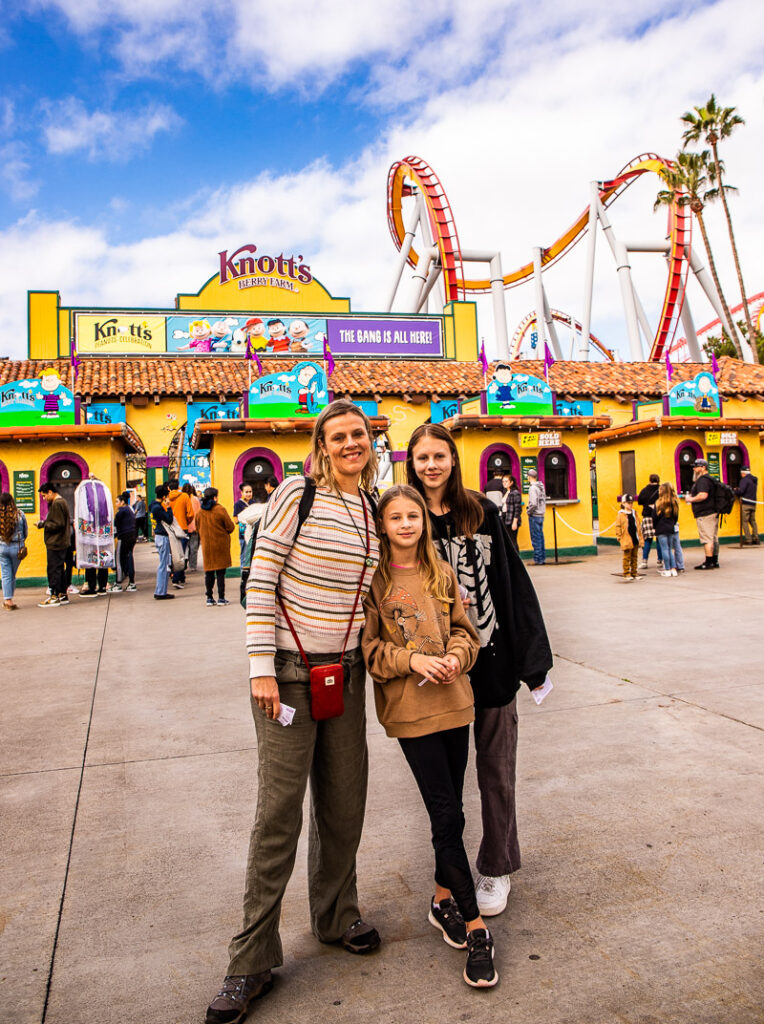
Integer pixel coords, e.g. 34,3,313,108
615,494,643,580
654,481,680,577
362,485,498,989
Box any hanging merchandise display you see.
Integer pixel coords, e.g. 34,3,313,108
74,478,115,569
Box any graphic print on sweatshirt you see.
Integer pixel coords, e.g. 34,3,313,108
381,584,448,655
437,534,496,645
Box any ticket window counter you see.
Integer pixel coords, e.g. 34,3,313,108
724,446,744,489
241,454,278,491
543,450,570,500
47,457,84,518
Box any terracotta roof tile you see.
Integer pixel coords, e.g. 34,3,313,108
1,355,763,399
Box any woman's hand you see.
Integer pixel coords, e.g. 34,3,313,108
251,675,280,719
410,653,453,684
511,518,518,530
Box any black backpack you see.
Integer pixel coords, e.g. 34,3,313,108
239,478,377,608
712,478,736,517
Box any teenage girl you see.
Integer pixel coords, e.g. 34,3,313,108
653,481,679,577
362,485,498,989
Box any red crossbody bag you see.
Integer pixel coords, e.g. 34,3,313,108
276,495,372,721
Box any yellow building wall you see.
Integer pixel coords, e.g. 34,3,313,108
177,272,351,315
593,427,763,544
443,300,478,361
593,396,636,426
378,398,430,455
27,292,61,359
124,399,189,458
1,439,128,581
451,427,596,555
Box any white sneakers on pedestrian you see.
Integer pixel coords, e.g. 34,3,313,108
638,560,648,569
475,874,511,917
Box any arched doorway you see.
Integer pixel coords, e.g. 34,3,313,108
42,453,88,518
233,447,283,497
479,444,519,491
723,445,744,489
242,454,276,487
676,442,701,494
544,450,570,500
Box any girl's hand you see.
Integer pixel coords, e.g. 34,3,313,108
251,676,280,719
512,519,518,530
441,654,461,682
410,653,452,684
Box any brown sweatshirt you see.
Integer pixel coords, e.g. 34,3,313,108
362,562,479,739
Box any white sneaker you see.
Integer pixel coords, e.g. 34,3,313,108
670,568,678,577
638,560,648,569
659,570,672,577
475,874,511,916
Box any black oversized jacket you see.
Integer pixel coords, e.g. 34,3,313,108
428,495,553,708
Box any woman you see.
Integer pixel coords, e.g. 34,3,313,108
206,399,381,1024
406,423,552,919
183,483,201,571
499,474,522,550
0,492,28,610
654,482,679,577
196,487,235,606
114,492,138,591
149,484,174,601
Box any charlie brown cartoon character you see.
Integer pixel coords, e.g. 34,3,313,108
243,317,268,352
266,318,289,353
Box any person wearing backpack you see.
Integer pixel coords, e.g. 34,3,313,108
686,458,720,570
736,467,759,545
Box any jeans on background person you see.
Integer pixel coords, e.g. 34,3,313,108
641,537,653,563
657,534,676,572
238,529,247,568
0,543,21,600
670,528,684,570
171,536,187,585
528,515,546,564
154,535,171,596
187,531,200,571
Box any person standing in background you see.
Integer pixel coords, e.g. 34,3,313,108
0,492,28,610
483,473,506,507
736,467,759,545
150,484,175,601
115,492,138,591
233,482,254,568
637,474,660,569
686,459,719,570
167,478,193,588
499,474,522,550
196,487,235,607
134,494,148,542
526,469,546,566
36,482,71,607
184,483,202,571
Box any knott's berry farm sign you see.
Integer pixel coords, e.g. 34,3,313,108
218,244,312,293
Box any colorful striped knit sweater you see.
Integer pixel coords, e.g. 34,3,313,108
246,477,380,678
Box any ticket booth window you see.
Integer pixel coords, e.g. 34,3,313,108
724,446,743,489
677,443,699,494
545,451,569,500
242,455,275,487
48,458,83,517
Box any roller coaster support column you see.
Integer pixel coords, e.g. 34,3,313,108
386,198,421,312
416,254,443,311
614,241,644,360
543,289,563,358
532,247,547,351
680,298,703,362
461,250,510,359
686,246,753,361
580,183,599,360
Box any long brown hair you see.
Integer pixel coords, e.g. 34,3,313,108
406,423,483,538
655,481,679,518
309,399,378,493
0,492,20,543
375,485,452,602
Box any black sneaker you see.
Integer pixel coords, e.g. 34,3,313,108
340,918,381,954
205,971,273,1024
428,897,467,949
154,593,175,600
694,560,713,570
464,928,498,988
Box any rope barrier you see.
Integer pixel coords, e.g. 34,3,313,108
553,510,618,537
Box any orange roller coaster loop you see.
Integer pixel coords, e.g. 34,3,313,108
386,153,689,362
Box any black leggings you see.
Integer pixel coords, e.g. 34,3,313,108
85,567,108,592
205,569,225,600
398,725,479,922
119,534,136,584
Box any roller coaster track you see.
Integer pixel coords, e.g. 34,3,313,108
511,310,614,361
387,153,690,361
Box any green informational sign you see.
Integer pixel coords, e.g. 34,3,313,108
706,451,721,481
284,461,304,477
13,470,36,513
521,456,538,494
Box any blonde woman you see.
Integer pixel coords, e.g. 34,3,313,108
0,492,28,609
654,482,680,577
206,400,381,1024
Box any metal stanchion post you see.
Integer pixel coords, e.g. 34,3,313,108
552,505,559,564
739,500,743,548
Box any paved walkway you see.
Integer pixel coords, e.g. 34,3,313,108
2,544,762,1024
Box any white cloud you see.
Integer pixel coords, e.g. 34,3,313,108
2,0,762,364
41,98,181,159
0,142,39,201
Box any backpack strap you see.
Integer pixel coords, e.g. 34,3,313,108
294,477,316,544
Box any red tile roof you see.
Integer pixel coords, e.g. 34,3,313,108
591,416,764,442
1,356,763,399
445,414,612,431
0,422,144,451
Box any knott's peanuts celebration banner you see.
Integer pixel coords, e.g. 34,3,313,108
666,371,720,418
486,366,554,416
74,311,444,357
0,370,76,426
248,362,328,418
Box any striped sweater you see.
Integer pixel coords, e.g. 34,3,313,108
246,477,380,678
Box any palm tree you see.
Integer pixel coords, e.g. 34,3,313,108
655,151,743,359
681,95,759,362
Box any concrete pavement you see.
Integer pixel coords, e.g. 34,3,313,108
1,543,762,1023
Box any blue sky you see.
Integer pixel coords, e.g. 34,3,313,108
0,0,762,362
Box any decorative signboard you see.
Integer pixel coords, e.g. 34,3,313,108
666,371,720,418
556,399,594,417
707,451,721,480
705,430,737,446
486,367,554,416
13,470,36,512
431,399,459,423
521,455,538,493
0,372,76,426
247,362,328,418
284,461,304,477
520,431,561,449
85,402,126,425
180,401,241,491
352,400,379,418
74,310,444,358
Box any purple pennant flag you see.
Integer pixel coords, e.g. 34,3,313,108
479,339,489,376
711,353,720,376
543,342,555,381
665,349,674,383
323,338,335,377
70,343,80,381
246,339,263,376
